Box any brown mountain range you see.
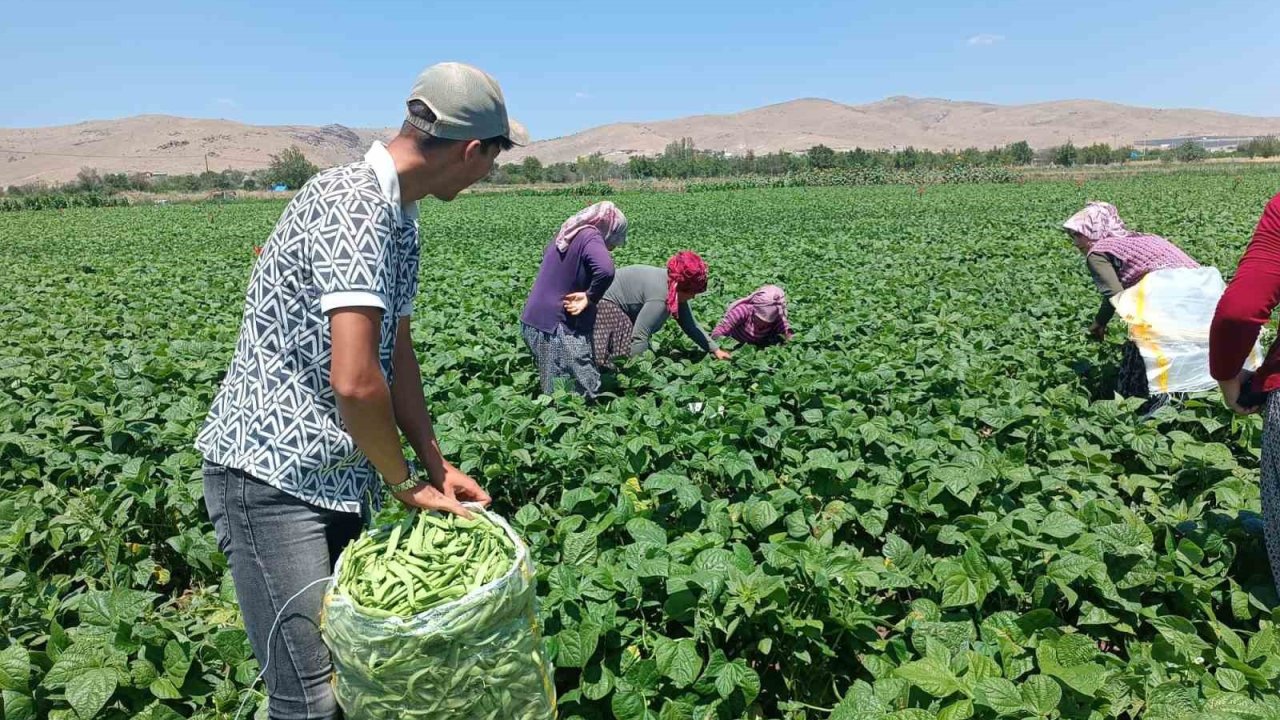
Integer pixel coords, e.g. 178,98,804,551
4,97,1280,186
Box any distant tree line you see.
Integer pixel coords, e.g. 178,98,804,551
486,134,1280,185
486,138,1045,185
6,136,1279,204
1,146,319,199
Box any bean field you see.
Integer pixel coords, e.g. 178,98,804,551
2,173,1280,720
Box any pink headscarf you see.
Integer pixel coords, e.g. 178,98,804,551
1062,201,1139,243
553,201,627,253
728,285,791,332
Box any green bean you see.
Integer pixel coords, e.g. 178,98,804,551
324,509,555,720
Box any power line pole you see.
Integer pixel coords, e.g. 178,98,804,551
204,153,210,174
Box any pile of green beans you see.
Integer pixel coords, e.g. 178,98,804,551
324,509,557,720
336,512,515,617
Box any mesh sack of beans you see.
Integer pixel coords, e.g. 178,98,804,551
321,507,556,720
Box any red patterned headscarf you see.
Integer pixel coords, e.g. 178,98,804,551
666,251,708,315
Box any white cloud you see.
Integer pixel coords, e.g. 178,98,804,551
213,97,239,109
967,33,1005,46
574,91,591,100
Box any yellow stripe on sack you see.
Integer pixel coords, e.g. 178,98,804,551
526,605,558,716
1131,277,1172,394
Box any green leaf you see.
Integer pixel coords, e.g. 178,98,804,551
744,501,780,532
654,638,702,688
1150,615,1211,659
580,663,614,701
974,678,1024,715
1215,667,1248,693
1019,675,1061,716
148,677,182,700
139,702,185,720
941,573,981,608
611,689,653,720
76,589,157,628
1145,683,1197,720
1095,522,1153,557
884,534,915,571
658,699,694,720
626,518,668,547
562,531,598,566
161,640,191,683
0,645,30,693
1039,511,1085,539
714,660,757,700
42,646,99,688
832,681,885,720
896,656,961,698
555,621,601,668
938,699,974,720
66,667,116,719
625,659,661,693
1203,692,1262,717
2,691,36,720
1037,633,1106,696
963,652,1001,684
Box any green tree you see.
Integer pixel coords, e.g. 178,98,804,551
76,167,103,192
265,146,319,190
1080,143,1113,165
1053,142,1078,167
894,146,920,170
520,156,544,183
806,144,837,169
575,153,611,182
1005,141,1035,165
1175,141,1208,162
1241,136,1280,158
957,147,985,166
628,156,657,178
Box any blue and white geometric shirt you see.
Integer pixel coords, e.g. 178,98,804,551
196,142,419,513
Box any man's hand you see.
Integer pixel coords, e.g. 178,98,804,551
439,461,491,507
392,480,472,518
1087,322,1106,341
1219,371,1261,415
563,292,589,316
712,349,733,361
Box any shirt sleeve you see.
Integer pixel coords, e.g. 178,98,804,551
676,301,718,353
1211,194,1280,380
627,300,668,358
1086,252,1123,328
712,304,751,338
581,234,616,303
309,190,399,314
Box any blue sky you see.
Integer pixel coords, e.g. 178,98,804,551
2,0,1278,140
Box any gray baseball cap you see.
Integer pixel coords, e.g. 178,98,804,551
406,62,527,146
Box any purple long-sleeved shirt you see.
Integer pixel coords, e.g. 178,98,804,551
520,227,616,334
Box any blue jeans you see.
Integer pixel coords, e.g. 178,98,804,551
203,462,363,720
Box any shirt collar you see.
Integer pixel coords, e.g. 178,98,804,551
364,141,418,222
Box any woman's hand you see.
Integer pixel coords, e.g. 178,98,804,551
1219,371,1261,415
713,349,732,361
1087,322,1106,341
563,292,589,316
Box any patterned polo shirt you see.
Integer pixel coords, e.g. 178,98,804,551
196,142,420,513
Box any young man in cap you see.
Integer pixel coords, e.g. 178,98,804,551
196,62,525,719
